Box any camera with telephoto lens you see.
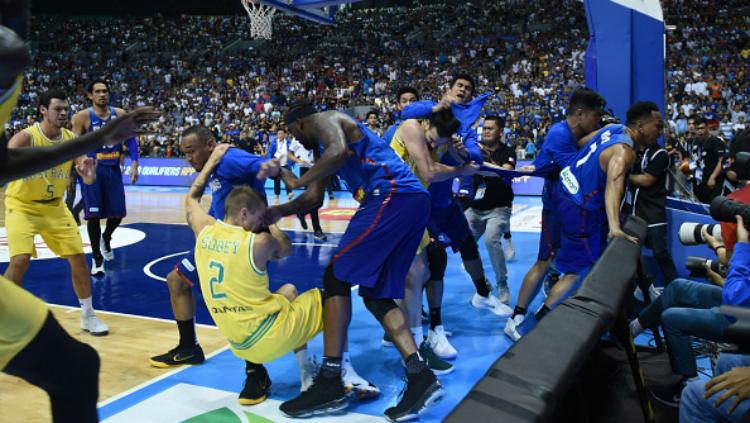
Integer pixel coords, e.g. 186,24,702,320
710,196,750,226
678,222,723,246
685,256,725,278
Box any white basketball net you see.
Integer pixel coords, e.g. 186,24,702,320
241,0,276,40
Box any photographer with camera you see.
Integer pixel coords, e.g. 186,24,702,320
689,117,728,203
678,214,750,422
629,213,750,407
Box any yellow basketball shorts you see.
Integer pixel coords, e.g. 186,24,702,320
0,276,48,369
231,288,324,364
4,198,84,258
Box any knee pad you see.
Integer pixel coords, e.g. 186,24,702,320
458,236,480,261
322,265,351,301
363,297,398,322
427,245,448,281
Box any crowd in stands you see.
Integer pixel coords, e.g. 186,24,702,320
4,0,749,161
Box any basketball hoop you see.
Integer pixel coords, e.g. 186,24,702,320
241,0,276,40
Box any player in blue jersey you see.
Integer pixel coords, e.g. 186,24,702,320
382,86,420,144
149,126,378,404
504,88,606,341
399,75,511,338
261,103,441,421
518,102,662,338
71,79,139,275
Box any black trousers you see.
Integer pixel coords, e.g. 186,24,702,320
298,167,323,233
644,224,679,285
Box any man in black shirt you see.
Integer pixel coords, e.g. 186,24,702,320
463,116,516,304
690,117,727,203
623,144,679,284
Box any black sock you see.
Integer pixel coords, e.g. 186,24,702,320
321,356,342,378
176,318,197,348
513,306,527,318
472,277,491,297
429,307,442,330
245,361,264,374
87,219,102,261
102,218,122,245
405,352,427,375
535,305,551,321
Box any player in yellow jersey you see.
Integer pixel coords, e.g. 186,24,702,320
4,89,109,336
184,145,324,405
388,109,478,374
0,5,158,420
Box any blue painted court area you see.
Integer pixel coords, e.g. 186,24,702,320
5,195,548,422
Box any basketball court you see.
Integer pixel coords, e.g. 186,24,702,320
0,186,547,422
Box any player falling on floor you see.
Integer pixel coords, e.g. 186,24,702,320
148,126,378,404
184,144,326,403
3,89,109,337
261,103,442,422
387,108,480,372
0,8,158,420
71,79,139,275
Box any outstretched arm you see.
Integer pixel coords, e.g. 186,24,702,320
184,144,229,235
1,107,159,185
603,145,637,243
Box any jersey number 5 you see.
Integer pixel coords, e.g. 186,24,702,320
208,260,226,299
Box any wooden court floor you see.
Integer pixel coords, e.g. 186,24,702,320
0,189,352,422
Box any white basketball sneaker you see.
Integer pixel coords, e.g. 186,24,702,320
504,314,525,341
427,325,458,360
80,314,109,336
90,258,105,276
342,358,380,399
101,238,114,261
470,293,512,317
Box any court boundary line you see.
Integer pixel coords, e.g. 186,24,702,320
97,345,231,408
49,303,218,329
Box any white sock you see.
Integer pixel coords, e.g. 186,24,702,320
295,349,309,370
342,351,352,368
411,326,424,346
79,297,95,317
629,319,644,337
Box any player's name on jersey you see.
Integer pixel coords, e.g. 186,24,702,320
200,236,241,255
20,167,68,181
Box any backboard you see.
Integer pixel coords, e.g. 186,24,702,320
257,0,363,25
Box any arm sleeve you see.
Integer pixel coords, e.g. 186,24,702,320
724,242,750,307
127,137,139,161
400,101,437,120
265,140,276,159
461,129,483,164
217,150,267,183
644,150,669,178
